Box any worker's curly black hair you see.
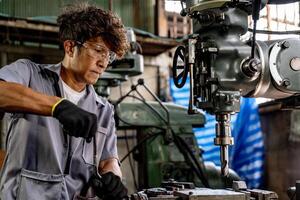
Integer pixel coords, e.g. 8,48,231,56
57,2,128,58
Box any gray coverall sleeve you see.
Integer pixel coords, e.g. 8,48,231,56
100,110,119,161
0,59,31,86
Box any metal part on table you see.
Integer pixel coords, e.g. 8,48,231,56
131,188,176,200
232,181,247,191
161,180,195,190
174,188,246,200
130,181,278,200
246,189,279,200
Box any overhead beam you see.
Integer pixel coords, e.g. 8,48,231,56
0,16,179,56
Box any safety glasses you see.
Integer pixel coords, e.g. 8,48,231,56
76,41,116,64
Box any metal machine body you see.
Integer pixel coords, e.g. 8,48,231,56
173,0,300,176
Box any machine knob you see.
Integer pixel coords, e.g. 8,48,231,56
241,57,262,78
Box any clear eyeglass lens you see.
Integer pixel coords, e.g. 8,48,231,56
78,41,115,64
108,52,116,64
91,45,115,64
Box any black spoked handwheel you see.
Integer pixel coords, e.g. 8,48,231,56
172,46,189,88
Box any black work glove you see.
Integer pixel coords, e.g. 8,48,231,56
92,172,128,200
52,99,97,142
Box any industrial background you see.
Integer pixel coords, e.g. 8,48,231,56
0,1,300,200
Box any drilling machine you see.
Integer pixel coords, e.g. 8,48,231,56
172,0,300,178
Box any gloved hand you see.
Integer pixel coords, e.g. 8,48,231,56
52,98,97,142
92,172,128,200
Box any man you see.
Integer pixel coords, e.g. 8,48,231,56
0,3,128,200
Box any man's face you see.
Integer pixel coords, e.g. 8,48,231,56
70,37,114,85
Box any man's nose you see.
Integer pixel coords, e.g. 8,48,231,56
96,59,108,69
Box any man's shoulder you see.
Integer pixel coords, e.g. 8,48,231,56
0,59,41,76
12,59,39,66
11,59,56,68
8,59,46,71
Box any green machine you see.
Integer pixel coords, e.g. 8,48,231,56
113,81,239,190
116,96,207,188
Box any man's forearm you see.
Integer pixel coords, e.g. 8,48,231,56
0,81,60,116
99,158,122,178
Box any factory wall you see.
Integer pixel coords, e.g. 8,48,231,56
0,0,155,33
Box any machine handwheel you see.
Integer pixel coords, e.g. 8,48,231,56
172,46,189,88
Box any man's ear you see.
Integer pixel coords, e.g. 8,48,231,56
63,40,75,57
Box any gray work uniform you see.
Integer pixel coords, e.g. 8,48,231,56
0,59,118,200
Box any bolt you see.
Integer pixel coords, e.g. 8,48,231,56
282,41,290,49
283,79,291,87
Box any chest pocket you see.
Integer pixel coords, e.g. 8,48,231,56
16,169,63,200
82,126,108,165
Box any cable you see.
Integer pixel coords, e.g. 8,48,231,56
172,133,210,187
135,89,146,101
120,132,162,163
251,0,261,58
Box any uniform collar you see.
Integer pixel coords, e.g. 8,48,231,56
44,63,105,106
44,62,62,76
88,85,106,106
